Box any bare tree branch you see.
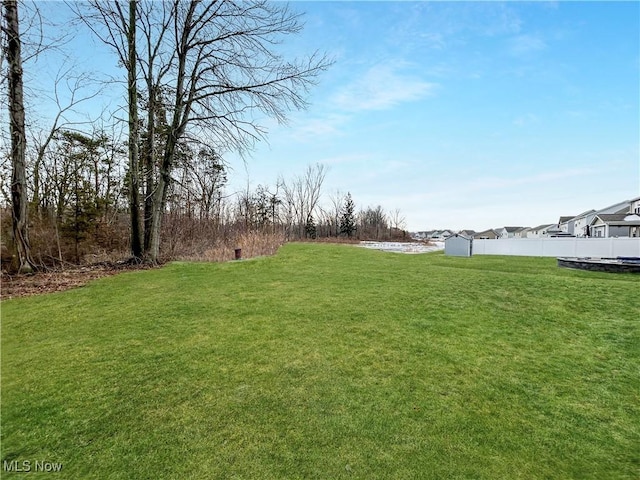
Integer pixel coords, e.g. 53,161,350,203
81,0,332,262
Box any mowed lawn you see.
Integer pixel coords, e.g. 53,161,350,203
1,243,639,479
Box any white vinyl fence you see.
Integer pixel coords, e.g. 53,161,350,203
473,238,640,258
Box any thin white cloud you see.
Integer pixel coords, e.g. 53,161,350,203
417,32,446,50
510,34,547,55
318,153,373,166
289,114,350,141
331,63,438,112
403,2,523,39
464,167,600,191
513,113,539,127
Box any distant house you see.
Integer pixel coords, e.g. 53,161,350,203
514,227,531,238
546,223,566,237
572,209,597,237
413,197,640,243
588,201,634,236
527,224,554,238
558,216,575,235
473,229,499,240
589,213,640,238
498,226,524,239
570,200,632,237
416,230,454,241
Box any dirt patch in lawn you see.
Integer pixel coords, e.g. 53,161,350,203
1,263,156,300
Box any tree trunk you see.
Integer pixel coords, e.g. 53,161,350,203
143,84,155,253
31,156,41,216
146,140,175,262
144,2,194,263
127,0,143,258
4,0,36,272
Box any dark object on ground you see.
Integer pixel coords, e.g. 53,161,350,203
557,257,640,273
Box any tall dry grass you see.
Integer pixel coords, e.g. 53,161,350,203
195,231,284,262
161,214,285,262
2,208,286,272
3,205,414,271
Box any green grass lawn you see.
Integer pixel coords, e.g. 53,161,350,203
2,243,639,479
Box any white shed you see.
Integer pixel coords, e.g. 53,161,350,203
445,234,473,257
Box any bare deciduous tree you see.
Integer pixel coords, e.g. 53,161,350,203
3,0,36,271
30,66,103,216
390,208,406,233
81,0,332,262
359,205,387,240
327,189,346,238
281,163,327,239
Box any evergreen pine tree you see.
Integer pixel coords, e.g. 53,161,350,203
340,192,356,238
305,214,317,239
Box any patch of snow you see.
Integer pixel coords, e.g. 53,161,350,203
359,241,444,254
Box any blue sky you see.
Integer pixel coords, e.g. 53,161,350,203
22,1,640,232
229,1,639,231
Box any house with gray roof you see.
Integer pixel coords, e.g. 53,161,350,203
572,209,597,237
473,229,499,239
498,226,524,239
558,216,576,235
589,213,640,238
572,199,632,237
527,224,554,238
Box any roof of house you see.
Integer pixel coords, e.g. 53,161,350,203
591,213,640,226
572,209,596,220
596,200,632,215
597,214,628,221
558,216,574,223
473,229,498,237
503,226,523,232
531,224,553,231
